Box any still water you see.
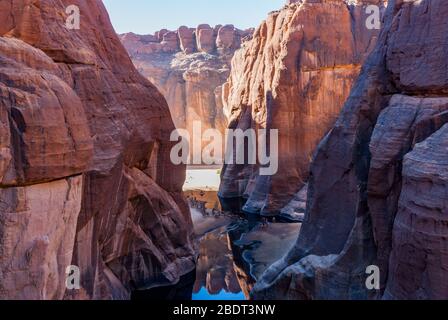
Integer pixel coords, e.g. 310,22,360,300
190,212,300,300
132,169,301,301
186,167,301,300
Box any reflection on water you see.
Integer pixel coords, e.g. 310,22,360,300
192,225,246,300
193,288,246,300
189,188,301,300
193,226,241,295
131,271,196,301
132,169,301,300
229,217,301,282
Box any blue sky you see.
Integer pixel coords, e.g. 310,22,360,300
102,0,285,34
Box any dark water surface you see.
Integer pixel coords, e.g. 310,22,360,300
132,189,300,301
190,203,300,300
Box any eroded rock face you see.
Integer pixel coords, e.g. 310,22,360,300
196,24,215,54
0,0,196,300
218,0,383,216
178,26,196,54
120,26,253,162
253,0,448,300
0,176,83,300
0,34,93,300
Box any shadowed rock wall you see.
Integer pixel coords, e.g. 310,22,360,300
253,0,448,300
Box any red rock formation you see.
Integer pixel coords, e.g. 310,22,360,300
218,0,383,217
216,24,241,54
120,25,253,162
178,26,196,54
253,0,448,300
0,0,196,300
196,24,215,54
161,31,180,53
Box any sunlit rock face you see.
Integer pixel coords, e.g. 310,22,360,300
120,26,253,162
254,0,448,300
0,0,196,300
218,0,384,216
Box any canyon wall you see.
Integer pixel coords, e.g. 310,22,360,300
218,0,384,218
0,0,195,299
193,230,241,296
120,26,253,162
254,0,448,300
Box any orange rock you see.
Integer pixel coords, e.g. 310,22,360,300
0,0,196,299
120,25,253,163
178,26,196,54
254,0,448,300
219,0,382,216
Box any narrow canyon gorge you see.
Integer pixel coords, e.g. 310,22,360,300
218,0,385,217
120,25,253,160
0,0,447,302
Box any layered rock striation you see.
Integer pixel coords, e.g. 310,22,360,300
0,0,196,300
218,0,384,217
120,26,253,161
254,0,448,300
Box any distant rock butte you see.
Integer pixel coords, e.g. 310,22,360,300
0,0,195,300
120,25,254,161
121,24,252,56
218,0,384,216
253,0,448,300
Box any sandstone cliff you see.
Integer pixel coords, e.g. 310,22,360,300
218,0,384,218
120,26,253,162
0,0,195,300
254,0,448,300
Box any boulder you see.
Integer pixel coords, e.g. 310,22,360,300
178,26,196,54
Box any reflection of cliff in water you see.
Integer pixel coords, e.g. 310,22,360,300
190,190,301,300
132,185,301,300
227,217,301,298
193,226,242,296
